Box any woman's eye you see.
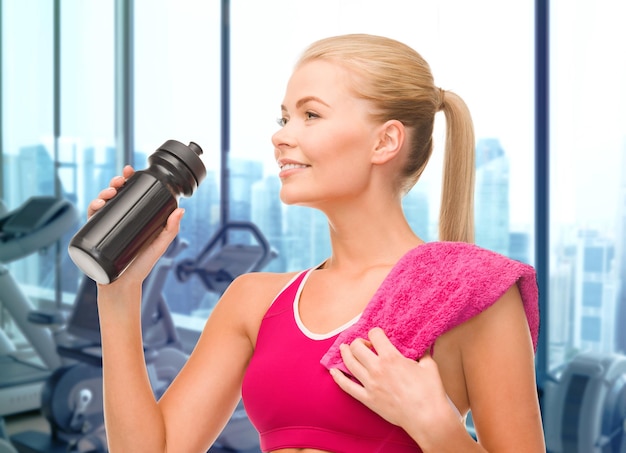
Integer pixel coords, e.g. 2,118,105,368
305,111,319,120
276,117,288,127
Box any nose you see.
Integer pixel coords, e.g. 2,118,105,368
272,125,295,159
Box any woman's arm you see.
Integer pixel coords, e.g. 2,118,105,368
331,284,545,453
94,167,179,452
92,169,275,452
460,284,546,452
98,268,262,453
156,271,277,452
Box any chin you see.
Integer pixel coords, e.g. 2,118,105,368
279,191,315,208
279,188,302,206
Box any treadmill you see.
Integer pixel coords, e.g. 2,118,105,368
0,196,78,417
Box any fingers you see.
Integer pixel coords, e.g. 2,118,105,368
416,349,438,372
340,329,430,383
367,327,397,354
107,166,134,186
88,168,135,218
339,329,392,374
163,208,184,237
107,174,126,189
122,165,135,179
339,342,369,381
87,186,117,218
338,331,388,385
329,367,368,401
144,208,184,258
136,208,184,260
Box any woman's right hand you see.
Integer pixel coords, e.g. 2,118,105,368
89,165,185,288
88,165,135,219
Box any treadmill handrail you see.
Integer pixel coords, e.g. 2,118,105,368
0,196,78,263
175,221,276,292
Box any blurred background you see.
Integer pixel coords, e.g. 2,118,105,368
1,1,625,452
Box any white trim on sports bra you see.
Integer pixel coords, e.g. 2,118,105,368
271,266,466,423
293,268,362,341
265,270,307,310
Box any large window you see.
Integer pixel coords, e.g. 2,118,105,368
134,0,221,319
229,0,536,272
0,1,221,324
548,1,626,369
58,0,116,295
4,0,626,443
1,0,74,299
3,1,572,359
0,1,535,321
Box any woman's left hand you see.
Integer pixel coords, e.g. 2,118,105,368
329,327,456,435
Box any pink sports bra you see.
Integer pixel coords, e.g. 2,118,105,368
242,269,427,452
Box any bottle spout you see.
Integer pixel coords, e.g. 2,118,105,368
188,141,203,156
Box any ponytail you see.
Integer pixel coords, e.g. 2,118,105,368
438,90,475,243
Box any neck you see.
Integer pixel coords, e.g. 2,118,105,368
321,201,424,273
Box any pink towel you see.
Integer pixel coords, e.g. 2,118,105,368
320,242,539,375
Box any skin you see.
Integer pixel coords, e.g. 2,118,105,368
93,59,545,453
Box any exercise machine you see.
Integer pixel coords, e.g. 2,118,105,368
0,196,78,453
176,220,277,294
10,220,277,453
544,352,626,453
0,196,78,418
10,237,189,453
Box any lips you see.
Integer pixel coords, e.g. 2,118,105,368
280,163,309,171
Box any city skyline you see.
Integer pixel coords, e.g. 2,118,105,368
3,126,626,374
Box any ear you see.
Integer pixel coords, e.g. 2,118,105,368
371,120,405,165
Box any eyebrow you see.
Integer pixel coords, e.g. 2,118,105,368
281,96,330,112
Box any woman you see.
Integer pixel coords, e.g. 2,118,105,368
91,34,545,452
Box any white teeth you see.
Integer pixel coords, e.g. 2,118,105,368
280,163,308,170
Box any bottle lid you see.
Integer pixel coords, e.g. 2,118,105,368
158,140,207,187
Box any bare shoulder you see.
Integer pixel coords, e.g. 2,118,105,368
460,283,532,348
454,283,545,451
215,271,300,343
223,271,299,310
228,270,299,294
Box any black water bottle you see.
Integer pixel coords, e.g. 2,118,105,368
68,139,206,284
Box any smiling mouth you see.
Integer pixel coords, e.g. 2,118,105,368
280,163,309,171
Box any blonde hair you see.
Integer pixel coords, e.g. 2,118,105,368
297,34,475,243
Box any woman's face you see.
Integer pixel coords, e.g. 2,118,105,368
272,59,381,208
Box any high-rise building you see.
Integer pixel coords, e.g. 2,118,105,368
82,145,117,215
11,144,80,291
10,144,56,205
509,231,531,264
573,230,617,353
614,141,626,353
403,188,430,242
228,157,263,224
549,243,576,370
475,138,510,255
251,175,285,272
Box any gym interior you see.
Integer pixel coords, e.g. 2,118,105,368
1,1,625,452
